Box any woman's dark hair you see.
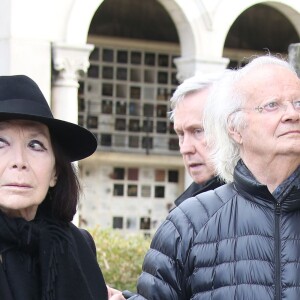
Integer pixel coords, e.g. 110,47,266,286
40,133,81,222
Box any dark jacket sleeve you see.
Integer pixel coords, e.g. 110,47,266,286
128,205,197,300
79,228,97,255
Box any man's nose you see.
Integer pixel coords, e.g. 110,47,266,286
179,135,196,155
281,102,300,122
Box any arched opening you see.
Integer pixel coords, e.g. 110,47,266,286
89,0,179,43
78,0,182,232
224,4,299,68
82,0,180,153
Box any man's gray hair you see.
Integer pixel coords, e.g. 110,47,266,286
203,55,297,183
169,73,223,121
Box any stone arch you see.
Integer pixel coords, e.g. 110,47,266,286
64,0,204,59
65,0,105,44
265,1,300,37
213,0,300,57
156,0,195,57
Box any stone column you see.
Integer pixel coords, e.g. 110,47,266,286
288,43,300,77
51,42,94,225
174,56,229,82
51,42,94,123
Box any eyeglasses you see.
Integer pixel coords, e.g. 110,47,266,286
254,100,300,113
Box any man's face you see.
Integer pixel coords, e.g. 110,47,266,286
173,88,215,184
230,65,300,167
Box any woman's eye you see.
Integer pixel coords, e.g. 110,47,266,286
29,140,46,151
0,138,8,148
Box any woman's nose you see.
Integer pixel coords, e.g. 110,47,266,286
10,147,28,170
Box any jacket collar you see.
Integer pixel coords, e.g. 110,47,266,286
174,176,224,207
233,160,300,211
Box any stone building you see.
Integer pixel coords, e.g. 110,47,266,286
1,0,300,235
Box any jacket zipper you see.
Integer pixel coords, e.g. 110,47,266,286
275,202,281,300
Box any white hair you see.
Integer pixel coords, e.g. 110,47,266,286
169,72,223,121
203,55,297,183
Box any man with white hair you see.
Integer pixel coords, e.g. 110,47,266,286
118,74,225,300
169,74,224,206
125,55,300,299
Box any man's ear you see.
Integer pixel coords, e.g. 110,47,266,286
228,127,243,144
227,116,243,144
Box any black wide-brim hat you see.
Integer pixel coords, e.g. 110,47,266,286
0,75,97,162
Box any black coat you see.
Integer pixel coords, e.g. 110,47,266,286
174,176,224,206
122,177,224,299
129,160,300,299
0,215,108,300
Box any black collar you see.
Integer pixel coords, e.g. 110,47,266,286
234,160,300,212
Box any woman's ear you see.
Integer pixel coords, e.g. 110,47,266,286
49,173,57,187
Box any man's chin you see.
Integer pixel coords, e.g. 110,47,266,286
191,173,214,185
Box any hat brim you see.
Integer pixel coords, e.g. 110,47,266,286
0,112,98,162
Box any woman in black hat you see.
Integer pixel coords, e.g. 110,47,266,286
0,75,121,300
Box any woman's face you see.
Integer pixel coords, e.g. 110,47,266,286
0,120,56,220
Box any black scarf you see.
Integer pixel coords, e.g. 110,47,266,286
0,211,108,300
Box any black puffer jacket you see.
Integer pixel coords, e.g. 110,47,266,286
129,160,300,300
174,176,224,206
